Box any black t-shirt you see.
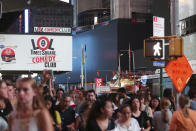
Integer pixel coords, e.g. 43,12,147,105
86,119,115,131
0,99,13,122
56,106,75,131
170,99,176,112
132,111,150,129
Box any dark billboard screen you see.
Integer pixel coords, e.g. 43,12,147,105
55,20,118,83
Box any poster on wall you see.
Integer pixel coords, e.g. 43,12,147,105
0,34,72,71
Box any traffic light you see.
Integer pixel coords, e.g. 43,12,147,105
144,39,163,58
97,72,100,77
169,37,184,57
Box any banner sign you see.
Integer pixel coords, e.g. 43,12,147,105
96,86,110,94
34,27,72,34
0,34,72,71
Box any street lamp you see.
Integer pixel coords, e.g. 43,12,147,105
118,53,124,75
118,53,124,87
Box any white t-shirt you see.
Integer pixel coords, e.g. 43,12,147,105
112,102,118,110
0,117,8,131
113,118,140,131
120,96,131,105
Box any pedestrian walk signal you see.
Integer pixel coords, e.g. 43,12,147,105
144,40,163,58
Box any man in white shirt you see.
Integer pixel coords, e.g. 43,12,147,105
117,88,130,105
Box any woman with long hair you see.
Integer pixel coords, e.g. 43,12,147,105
109,93,119,111
139,95,153,118
8,77,54,131
153,97,172,131
163,88,176,112
75,101,91,131
169,95,196,131
150,96,161,115
109,93,120,120
44,95,62,131
131,96,151,131
6,80,17,108
115,104,140,131
0,80,13,131
86,96,115,131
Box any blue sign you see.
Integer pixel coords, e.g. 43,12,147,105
0,45,5,49
153,61,165,67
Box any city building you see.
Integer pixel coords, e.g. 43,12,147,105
0,2,73,35
176,0,196,91
55,0,172,94
57,0,154,85
30,3,73,35
0,1,173,95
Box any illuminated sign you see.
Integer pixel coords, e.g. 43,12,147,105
59,0,69,3
0,34,72,71
144,40,163,58
34,27,72,34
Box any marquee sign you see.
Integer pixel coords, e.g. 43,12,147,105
34,27,72,34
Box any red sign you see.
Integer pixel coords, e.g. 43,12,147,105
95,78,103,88
153,16,157,22
165,56,193,93
1,48,16,62
126,84,139,93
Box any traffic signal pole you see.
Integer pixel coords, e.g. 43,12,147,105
170,0,180,109
160,68,163,97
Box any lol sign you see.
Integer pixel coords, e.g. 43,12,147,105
165,56,193,93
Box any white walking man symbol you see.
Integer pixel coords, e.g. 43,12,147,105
153,42,162,56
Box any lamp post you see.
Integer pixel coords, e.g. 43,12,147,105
118,53,123,87
131,51,136,87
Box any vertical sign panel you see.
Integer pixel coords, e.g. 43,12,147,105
95,78,103,88
153,16,165,66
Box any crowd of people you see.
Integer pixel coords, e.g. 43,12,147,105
0,70,196,131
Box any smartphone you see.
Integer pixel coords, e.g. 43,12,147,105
49,70,54,79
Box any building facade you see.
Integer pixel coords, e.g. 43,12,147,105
111,0,152,20
176,0,196,72
74,0,152,27
176,0,196,91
